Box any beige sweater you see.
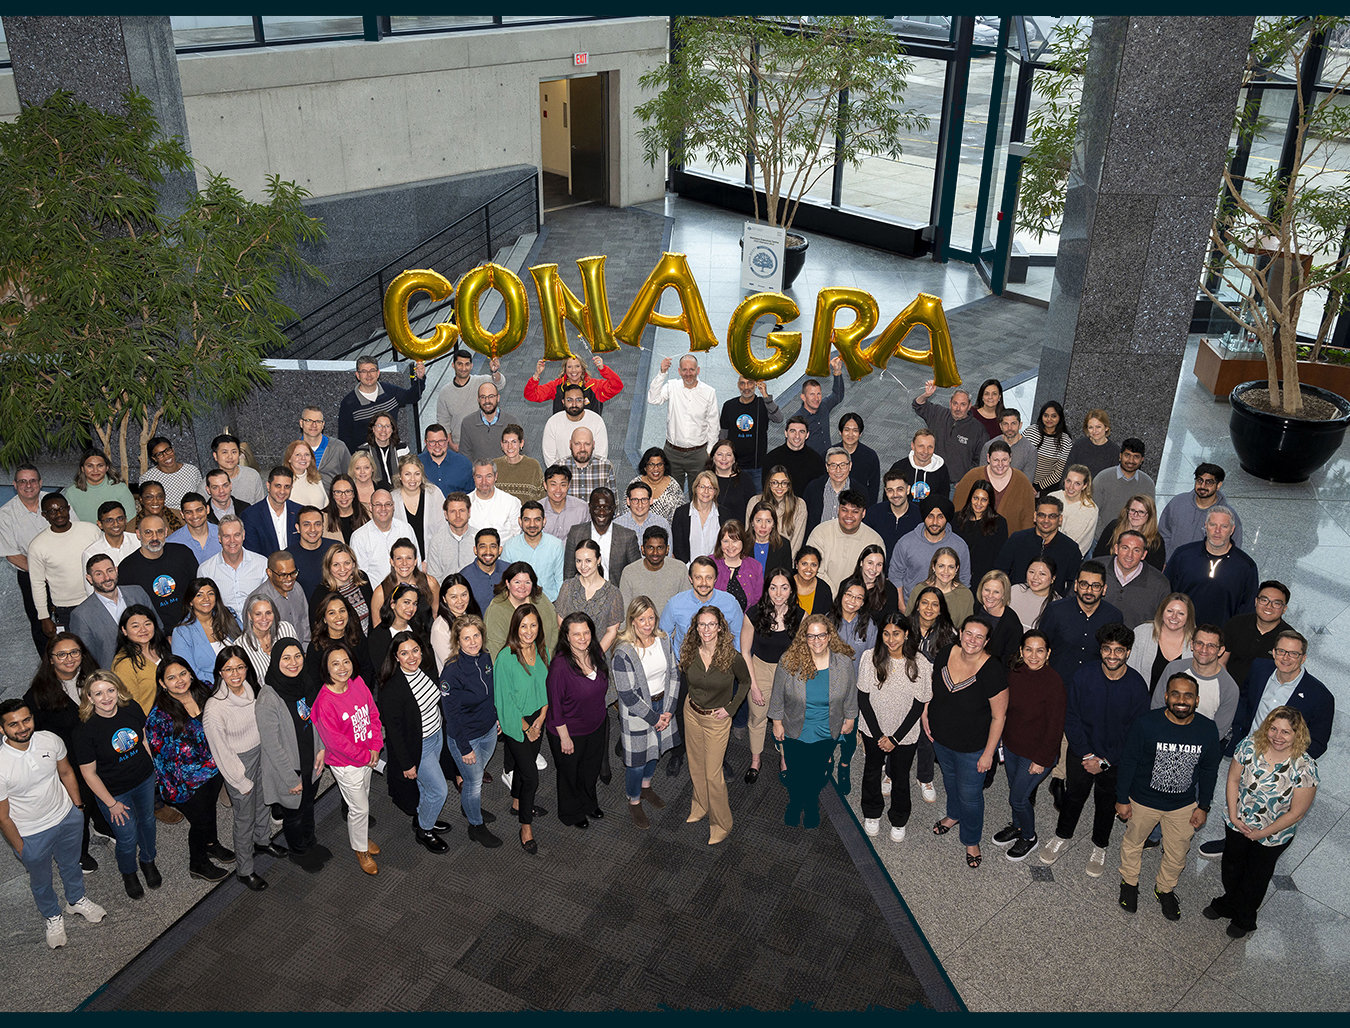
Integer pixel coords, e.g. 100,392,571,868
202,687,262,793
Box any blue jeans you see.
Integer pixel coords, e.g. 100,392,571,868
448,727,498,826
18,804,85,918
1003,748,1051,840
932,741,986,847
746,467,763,492
625,758,658,801
417,729,450,831
96,772,158,874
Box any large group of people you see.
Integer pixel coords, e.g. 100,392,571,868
0,348,1330,955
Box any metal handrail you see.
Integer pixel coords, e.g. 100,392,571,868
274,172,539,362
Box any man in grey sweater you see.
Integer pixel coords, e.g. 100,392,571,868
1157,462,1242,554
887,495,972,593
912,380,984,484
979,408,1037,482
1092,437,1155,527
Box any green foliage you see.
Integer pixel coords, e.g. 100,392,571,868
1203,16,1350,414
636,16,927,230
0,89,325,477
1017,17,1090,241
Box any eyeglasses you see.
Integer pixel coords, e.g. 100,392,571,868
806,631,829,640
52,650,83,661
826,461,850,470
300,417,324,426
1273,648,1305,659
152,446,173,459
271,569,299,579
1256,596,1287,607
1196,477,1219,486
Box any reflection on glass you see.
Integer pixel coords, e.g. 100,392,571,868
260,16,363,42
389,16,494,33
980,50,1015,253
170,15,255,48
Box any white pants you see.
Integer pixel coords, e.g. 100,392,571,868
330,764,372,852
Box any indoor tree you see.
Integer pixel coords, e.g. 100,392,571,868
1202,15,1350,415
635,15,927,234
0,89,325,479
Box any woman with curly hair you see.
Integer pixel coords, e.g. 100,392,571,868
857,613,932,842
768,614,858,829
170,578,241,684
678,605,752,845
739,569,802,784
746,466,806,555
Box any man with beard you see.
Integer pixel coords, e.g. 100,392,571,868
1115,673,1221,920
1158,463,1243,553
565,488,639,589
116,514,199,629
457,382,517,466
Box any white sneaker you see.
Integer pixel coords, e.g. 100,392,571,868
64,897,106,924
536,753,548,770
89,827,112,845
864,817,880,836
1039,836,1069,865
881,775,892,796
890,825,906,842
500,770,514,790
1086,845,1108,878
270,817,283,832
920,781,936,803
45,914,67,949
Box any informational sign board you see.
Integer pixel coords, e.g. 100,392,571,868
740,221,786,293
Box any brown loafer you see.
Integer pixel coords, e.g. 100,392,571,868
366,838,380,856
154,805,184,824
640,785,666,809
356,850,378,875
629,802,650,830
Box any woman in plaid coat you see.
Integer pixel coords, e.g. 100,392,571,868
610,596,681,830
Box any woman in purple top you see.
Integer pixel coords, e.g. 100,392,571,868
546,612,610,829
713,520,764,611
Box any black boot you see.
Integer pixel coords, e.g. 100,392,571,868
189,861,230,883
123,872,145,899
467,822,503,849
139,860,162,889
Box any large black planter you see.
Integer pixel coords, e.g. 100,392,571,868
783,233,809,289
1229,380,1350,482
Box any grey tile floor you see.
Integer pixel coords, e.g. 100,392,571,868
2,195,1347,1012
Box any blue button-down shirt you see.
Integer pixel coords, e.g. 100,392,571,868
501,531,564,603
419,448,474,497
658,587,744,655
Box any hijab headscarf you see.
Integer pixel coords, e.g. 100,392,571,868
265,636,319,771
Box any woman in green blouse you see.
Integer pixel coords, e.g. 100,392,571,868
768,614,859,829
493,603,551,855
677,606,752,846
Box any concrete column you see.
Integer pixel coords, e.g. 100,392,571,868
1033,16,1254,476
2,15,196,216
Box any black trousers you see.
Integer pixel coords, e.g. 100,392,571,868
1055,753,1119,848
281,775,319,852
860,734,918,826
914,731,935,783
1217,824,1292,931
16,568,47,656
548,726,603,826
79,774,114,858
502,730,543,825
169,774,224,865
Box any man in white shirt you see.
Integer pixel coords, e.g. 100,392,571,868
81,502,141,587
542,383,608,467
466,460,521,544
68,556,156,668
426,492,477,583
648,354,719,491
0,465,57,654
435,349,506,452
563,488,640,589
501,500,565,601
350,489,420,582
542,465,589,543
199,515,269,620
299,406,353,489
28,494,101,639
0,700,106,950
168,493,221,562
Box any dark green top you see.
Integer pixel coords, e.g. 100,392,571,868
683,652,752,716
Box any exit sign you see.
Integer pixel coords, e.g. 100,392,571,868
574,52,588,66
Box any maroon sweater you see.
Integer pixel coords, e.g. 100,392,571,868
1001,665,1066,768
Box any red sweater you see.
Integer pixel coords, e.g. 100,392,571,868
1001,665,1066,768
523,365,623,405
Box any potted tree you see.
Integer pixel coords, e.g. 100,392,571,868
1201,16,1350,481
635,15,927,288
0,89,325,480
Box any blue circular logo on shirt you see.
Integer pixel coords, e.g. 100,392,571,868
736,413,755,433
911,480,931,502
111,728,139,753
152,574,177,598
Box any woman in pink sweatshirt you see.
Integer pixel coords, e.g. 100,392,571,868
310,642,384,874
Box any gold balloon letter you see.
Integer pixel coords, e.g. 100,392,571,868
805,288,879,380
859,292,961,387
383,269,459,361
614,252,719,353
529,256,618,360
725,292,802,381
454,263,531,359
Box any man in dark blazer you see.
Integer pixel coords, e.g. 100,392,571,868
240,467,303,557
68,554,156,667
563,487,640,589
1227,632,1335,760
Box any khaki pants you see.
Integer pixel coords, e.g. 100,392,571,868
1051,734,1069,781
1118,799,1197,892
684,699,734,843
749,656,779,758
